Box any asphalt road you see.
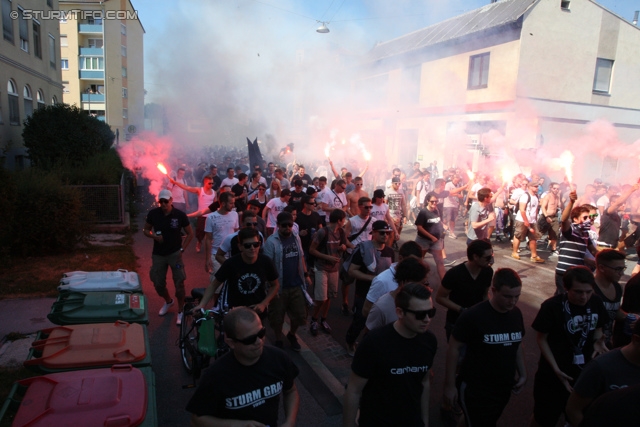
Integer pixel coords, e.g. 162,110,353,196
135,200,636,427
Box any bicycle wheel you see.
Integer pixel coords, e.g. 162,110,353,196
180,302,199,374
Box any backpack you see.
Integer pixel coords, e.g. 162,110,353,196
513,192,531,215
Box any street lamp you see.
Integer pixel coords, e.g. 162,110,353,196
316,22,330,33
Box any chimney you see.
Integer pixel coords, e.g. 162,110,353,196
633,11,639,26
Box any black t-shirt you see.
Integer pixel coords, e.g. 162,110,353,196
295,211,322,253
352,323,437,427
592,282,622,344
215,254,278,308
186,346,299,426
415,208,444,240
145,207,189,256
453,300,525,388
599,210,621,246
212,175,222,191
351,245,395,297
613,273,640,347
289,190,306,211
294,173,312,188
441,263,493,324
433,190,450,219
231,183,247,212
580,383,640,427
573,348,640,399
532,294,607,378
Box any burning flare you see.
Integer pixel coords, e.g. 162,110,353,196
466,170,475,180
157,163,168,175
559,150,574,183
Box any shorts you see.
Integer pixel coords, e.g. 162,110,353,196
416,235,444,252
514,220,540,241
314,269,339,301
196,216,208,242
443,207,457,223
547,216,560,241
267,286,308,329
457,377,512,427
532,367,572,427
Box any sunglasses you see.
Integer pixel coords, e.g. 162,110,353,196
280,222,294,228
375,230,390,235
601,264,626,273
232,327,266,345
305,202,317,206
404,307,436,321
589,214,598,219
242,242,261,249
362,205,373,209
159,199,170,204
428,200,437,204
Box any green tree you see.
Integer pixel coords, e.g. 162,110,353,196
22,104,115,169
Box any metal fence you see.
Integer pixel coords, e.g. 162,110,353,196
70,174,126,224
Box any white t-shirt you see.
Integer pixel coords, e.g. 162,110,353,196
325,190,347,212
221,177,239,188
443,182,460,208
365,292,398,331
348,215,373,247
365,264,398,303
416,179,431,205
315,188,329,218
595,195,610,225
515,192,539,223
168,174,187,204
205,211,239,253
198,187,216,217
470,183,482,199
265,197,288,227
370,202,389,223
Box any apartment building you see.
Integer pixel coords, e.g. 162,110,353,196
59,0,144,143
352,0,640,184
0,0,63,169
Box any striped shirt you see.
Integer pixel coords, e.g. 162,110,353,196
556,224,589,275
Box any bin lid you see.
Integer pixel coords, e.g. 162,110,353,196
48,292,148,325
13,365,147,427
59,270,142,293
25,322,149,370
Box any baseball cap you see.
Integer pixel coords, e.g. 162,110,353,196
158,189,172,200
371,220,392,233
373,189,385,199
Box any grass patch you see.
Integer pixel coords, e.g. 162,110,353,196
0,234,138,299
0,366,37,427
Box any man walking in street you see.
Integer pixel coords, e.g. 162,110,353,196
187,307,299,427
204,192,239,276
466,187,496,244
263,188,291,236
512,181,545,263
143,190,193,325
539,182,561,256
344,283,437,427
263,212,312,351
169,174,215,253
444,268,527,427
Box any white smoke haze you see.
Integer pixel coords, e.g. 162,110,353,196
128,0,639,191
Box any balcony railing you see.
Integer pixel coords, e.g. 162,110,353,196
79,47,103,56
82,93,105,102
79,70,105,79
78,24,103,33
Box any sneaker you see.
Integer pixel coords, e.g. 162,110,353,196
159,299,174,316
550,250,559,257
443,258,456,267
176,312,183,326
531,256,545,263
342,303,350,316
320,319,332,334
286,332,301,352
309,320,319,336
274,340,284,349
347,342,357,357
448,233,457,239
195,241,201,253
511,253,520,260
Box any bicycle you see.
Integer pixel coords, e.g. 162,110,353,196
179,288,229,388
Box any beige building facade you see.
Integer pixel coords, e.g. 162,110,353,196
60,0,144,144
0,0,63,169
354,0,640,185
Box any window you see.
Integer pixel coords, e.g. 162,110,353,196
62,82,70,93
80,56,104,70
23,85,32,118
60,35,67,47
468,52,490,89
18,7,28,52
122,108,128,119
8,79,19,125
121,45,127,57
122,67,127,77
87,38,103,48
52,95,58,105
122,87,128,98
61,59,69,69
561,1,571,9
33,21,41,58
36,89,45,109
121,23,126,35
88,16,102,25
593,58,613,94
48,34,56,69
2,0,13,42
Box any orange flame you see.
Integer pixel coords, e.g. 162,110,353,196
559,150,574,183
157,163,168,175
466,170,475,180
363,150,371,162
